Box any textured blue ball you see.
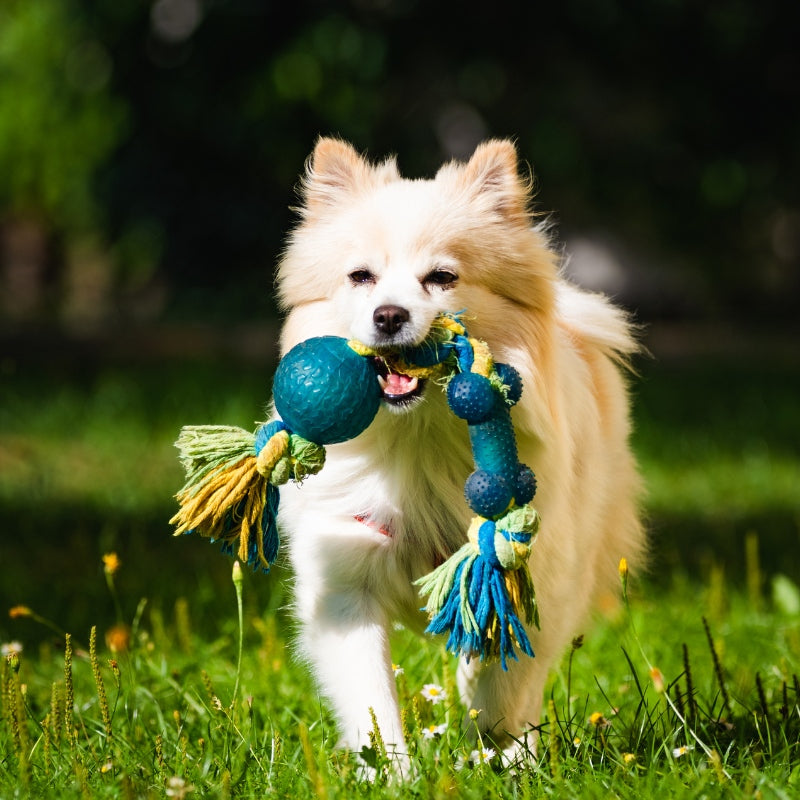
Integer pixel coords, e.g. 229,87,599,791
514,464,538,505
273,337,381,444
447,372,496,424
494,362,523,405
464,469,513,518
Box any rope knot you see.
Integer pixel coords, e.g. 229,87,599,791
255,422,289,478
468,505,539,571
254,421,326,485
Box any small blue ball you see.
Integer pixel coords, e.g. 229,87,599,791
464,469,513,518
447,372,496,424
514,464,537,504
494,362,523,405
273,337,381,444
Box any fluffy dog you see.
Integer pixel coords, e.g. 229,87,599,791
275,137,644,765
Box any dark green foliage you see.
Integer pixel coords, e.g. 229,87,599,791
1,1,798,321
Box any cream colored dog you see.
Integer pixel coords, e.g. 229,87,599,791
275,137,644,766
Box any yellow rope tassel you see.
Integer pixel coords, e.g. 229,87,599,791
469,337,494,378
207,460,260,526
437,316,466,336
171,423,293,572
238,481,267,567
172,457,257,536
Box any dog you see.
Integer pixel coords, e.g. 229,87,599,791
274,137,644,767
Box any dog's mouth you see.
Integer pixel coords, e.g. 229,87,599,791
373,357,426,408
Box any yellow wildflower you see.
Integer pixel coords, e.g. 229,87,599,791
650,667,665,693
105,624,131,654
103,553,121,575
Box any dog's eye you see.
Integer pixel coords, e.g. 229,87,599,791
423,268,458,289
348,268,376,286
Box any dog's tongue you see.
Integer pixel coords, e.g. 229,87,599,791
382,372,418,396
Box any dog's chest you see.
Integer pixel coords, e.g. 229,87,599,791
339,403,476,561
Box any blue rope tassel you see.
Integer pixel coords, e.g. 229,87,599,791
420,516,537,670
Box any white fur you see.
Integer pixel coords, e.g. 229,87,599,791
275,138,645,766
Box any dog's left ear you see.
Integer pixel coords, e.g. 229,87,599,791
454,139,531,225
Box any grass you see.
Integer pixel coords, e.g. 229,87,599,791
1,348,799,797
2,554,799,798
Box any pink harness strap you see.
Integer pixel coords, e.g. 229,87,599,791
354,514,393,538
354,514,450,568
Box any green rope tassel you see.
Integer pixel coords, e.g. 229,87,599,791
170,421,324,571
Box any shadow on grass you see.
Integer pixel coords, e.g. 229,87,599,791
0,501,291,645
646,508,800,584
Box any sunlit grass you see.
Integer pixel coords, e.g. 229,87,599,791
640,450,800,518
2,553,799,798
0,364,268,513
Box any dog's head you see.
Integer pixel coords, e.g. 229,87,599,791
276,138,558,408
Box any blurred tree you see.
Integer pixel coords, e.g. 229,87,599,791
0,0,127,322
0,1,126,232
1,0,798,326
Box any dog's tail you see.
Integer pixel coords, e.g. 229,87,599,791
555,281,644,369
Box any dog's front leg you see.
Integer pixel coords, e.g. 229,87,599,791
295,584,407,766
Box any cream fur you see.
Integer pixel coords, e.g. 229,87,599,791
275,137,645,768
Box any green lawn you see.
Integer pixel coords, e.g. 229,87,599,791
1,349,798,797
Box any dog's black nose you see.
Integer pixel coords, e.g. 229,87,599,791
373,305,409,336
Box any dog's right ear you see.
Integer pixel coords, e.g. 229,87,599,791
299,138,399,216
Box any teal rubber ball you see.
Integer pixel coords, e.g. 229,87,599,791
273,337,381,444
464,469,513,518
446,372,496,424
494,362,523,405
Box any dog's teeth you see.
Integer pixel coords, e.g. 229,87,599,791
377,374,388,391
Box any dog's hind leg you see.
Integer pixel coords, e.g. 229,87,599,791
456,649,553,763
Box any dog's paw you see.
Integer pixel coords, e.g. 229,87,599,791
500,731,538,772
356,745,412,783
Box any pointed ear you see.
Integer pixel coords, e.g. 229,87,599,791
301,137,366,213
459,139,530,224
300,138,399,215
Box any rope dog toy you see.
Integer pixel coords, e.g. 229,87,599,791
171,313,540,668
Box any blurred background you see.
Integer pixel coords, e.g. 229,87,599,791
1,0,798,641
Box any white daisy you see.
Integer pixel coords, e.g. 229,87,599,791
672,745,694,758
469,746,496,765
420,683,447,704
421,723,447,739
391,663,404,676
165,776,194,799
